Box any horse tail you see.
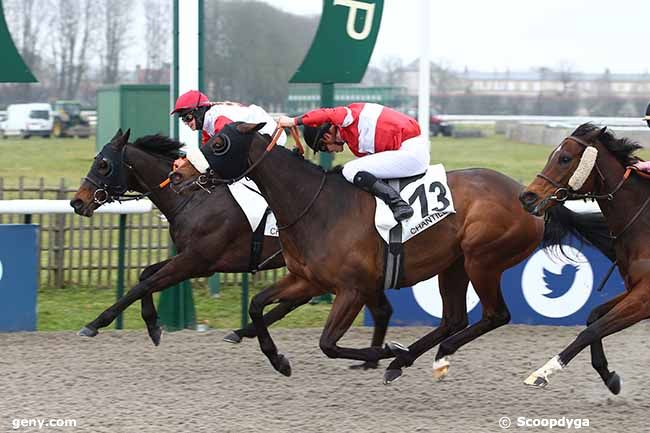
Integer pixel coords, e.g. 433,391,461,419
542,204,616,262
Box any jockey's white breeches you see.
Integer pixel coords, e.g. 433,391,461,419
342,135,430,182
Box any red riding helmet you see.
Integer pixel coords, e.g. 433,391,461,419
170,90,211,115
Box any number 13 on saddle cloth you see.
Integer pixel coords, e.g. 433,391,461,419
374,164,455,243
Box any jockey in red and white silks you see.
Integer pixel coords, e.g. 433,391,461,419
278,103,430,222
171,90,285,172
280,102,429,183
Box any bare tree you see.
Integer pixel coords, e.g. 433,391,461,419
143,0,171,83
379,56,404,86
98,0,132,84
49,0,96,99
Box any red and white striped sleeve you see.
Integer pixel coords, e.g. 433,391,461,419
298,106,355,128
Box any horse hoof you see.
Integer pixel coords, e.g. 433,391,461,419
272,354,292,377
606,372,622,395
78,326,98,338
223,331,243,344
524,373,549,388
386,341,409,356
432,357,450,380
148,326,163,346
383,368,403,384
349,361,379,370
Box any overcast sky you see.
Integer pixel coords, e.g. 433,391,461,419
266,0,650,74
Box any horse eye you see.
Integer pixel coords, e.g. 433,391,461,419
97,159,111,174
559,155,572,165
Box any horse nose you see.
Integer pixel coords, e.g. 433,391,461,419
70,198,85,213
519,190,539,207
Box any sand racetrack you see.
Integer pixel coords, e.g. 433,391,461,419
1,323,649,433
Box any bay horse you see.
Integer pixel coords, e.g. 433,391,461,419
200,122,613,383
520,123,650,394
70,129,395,364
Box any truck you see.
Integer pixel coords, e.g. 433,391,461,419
0,103,53,139
51,100,92,138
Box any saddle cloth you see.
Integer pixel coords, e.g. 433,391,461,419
227,177,279,237
375,164,456,244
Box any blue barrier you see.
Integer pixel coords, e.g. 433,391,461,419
0,224,38,331
365,235,625,327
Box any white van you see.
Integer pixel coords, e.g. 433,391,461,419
0,103,53,138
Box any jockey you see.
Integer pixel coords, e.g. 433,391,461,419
170,90,286,171
277,103,430,222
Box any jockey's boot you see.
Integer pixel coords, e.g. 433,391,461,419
353,171,414,222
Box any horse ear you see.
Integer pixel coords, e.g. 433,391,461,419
599,126,607,136
123,128,131,142
112,128,123,140
237,122,266,134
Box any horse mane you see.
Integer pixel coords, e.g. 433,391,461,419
571,123,642,166
132,134,185,160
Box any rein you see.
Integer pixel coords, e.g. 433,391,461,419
276,170,327,231
203,126,301,186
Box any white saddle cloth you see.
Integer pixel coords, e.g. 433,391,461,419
375,164,456,244
227,177,278,237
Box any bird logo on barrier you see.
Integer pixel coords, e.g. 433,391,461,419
542,264,579,299
521,246,592,318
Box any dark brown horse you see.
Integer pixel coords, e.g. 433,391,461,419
520,123,650,394
200,122,613,383
70,129,393,362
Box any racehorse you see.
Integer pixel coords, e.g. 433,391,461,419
520,123,650,394
69,129,394,363
200,122,613,383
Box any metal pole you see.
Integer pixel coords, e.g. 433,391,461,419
241,273,249,328
417,0,431,138
319,82,334,170
208,274,220,297
115,213,127,329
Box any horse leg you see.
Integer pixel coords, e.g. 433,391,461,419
384,257,469,384
318,288,395,365
524,288,650,390
79,257,197,338
141,293,162,346
433,268,510,381
78,259,170,339
223,297,312,343
349,290,393,370
586,292,628,394
250,274,323,376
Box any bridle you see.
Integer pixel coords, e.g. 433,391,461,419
535,134,649,240
84,145,153,205
535,136,630,204
195,125,327,231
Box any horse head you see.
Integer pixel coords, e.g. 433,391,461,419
71,129,182,216
71,128,132,216
201,122,267,181
519,123,641,216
